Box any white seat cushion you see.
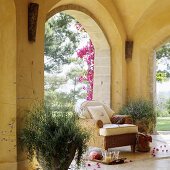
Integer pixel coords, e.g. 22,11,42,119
99,124,138,136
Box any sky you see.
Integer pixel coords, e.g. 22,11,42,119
157,80,170,93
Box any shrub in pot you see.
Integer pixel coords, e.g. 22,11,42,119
20,102,89,170
117,99,156,134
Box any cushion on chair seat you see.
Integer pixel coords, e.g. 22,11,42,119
99,124,138,136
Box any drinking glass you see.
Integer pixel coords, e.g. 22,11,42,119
114,151,120,160
102,150,112,163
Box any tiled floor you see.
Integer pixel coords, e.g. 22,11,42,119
77,132,170,170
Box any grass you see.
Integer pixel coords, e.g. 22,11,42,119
156,117,170,131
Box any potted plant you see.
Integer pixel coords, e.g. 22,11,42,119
20,102,89,170
117,99,156,134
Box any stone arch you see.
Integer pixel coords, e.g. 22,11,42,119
0,0,17,169
143,18,170,102
45,1,126,109
47,5,111,105
148,31,170,103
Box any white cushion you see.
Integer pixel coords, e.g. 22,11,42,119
87,105,111,124
78,100,116,119
99,124,138,136
104,105,115,118
79,107,92,119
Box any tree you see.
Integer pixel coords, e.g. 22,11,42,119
44,66,87,106
166,98,170,115
156,43,170,60
156,70,170,82
44,12,80,73
156,42,170,81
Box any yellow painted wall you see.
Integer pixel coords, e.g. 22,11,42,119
14,0,45,169
127,0,170,101
0,0,17,169
0,0,170,169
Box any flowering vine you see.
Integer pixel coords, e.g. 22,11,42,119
75,24,95,100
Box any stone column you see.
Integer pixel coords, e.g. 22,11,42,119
0,1,17,170
14,0,45,169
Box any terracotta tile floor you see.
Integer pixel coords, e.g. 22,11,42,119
76,132,170,170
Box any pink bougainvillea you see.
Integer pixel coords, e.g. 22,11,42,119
77,40,95,100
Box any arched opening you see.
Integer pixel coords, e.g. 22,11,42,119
44,12,95,109
147,40,170,134
42,9,111,168
154,42,170,133
0,0,17,169
45,6,111,106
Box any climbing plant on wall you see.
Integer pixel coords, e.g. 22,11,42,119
77,40,95,100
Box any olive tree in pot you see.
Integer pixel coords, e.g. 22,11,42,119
117,99,156,134
20,102,89,170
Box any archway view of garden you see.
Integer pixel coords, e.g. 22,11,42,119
156,42,170,132
44,12,95,111
44,8,111,112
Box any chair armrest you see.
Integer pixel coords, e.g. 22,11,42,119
96,120,103,128
110,115,133,124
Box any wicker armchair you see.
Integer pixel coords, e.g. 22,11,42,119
78,101,138,151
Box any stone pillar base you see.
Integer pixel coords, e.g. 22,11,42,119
0,162,17,170
0,160,35,170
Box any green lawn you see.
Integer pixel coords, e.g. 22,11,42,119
156,117,170,131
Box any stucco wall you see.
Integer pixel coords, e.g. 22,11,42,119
14,0,45,169
127,0,170,101
1,0,170,169
0,0,17,169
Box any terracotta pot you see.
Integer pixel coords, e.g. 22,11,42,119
135,120,148,133
136,133,152,152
